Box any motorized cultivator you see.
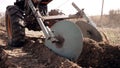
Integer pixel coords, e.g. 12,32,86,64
5,0,107,60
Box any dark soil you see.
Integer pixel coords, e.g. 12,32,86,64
0,25,120,68
0,47,8,68
77,38,120,68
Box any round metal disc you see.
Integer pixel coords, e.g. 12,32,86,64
76,21,102,42
45,20,83,60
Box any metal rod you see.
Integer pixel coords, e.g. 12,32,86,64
72,2,97,28
42,15,80,20
28,0,58,42
28,0,50,38
100,0,104,23
72,2,89,22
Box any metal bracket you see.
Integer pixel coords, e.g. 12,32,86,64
72,2,97,28
42,15,81,20
28,0,57,42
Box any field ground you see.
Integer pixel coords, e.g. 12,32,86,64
91,14,120,45
0,14,120,68
99,27,120,45
1,25,119,45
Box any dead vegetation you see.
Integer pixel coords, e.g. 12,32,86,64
91,10,120,28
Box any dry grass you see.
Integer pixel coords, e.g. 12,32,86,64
91,14,120,45
99,27,120,45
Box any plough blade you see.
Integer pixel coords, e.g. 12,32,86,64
45,20,83,60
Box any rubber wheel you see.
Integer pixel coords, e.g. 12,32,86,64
5,5,25,47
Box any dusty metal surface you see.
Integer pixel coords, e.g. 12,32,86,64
76,21,103,42
45,20,83,60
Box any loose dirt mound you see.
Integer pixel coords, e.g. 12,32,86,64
0,47,8,68
17,38,120,68
78,38,120,68
0,37,120,68
0,39,80,68
22,39,80,68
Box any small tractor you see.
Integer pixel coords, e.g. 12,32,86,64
5,0,107,60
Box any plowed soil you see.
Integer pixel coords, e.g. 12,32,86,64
0,25,120,68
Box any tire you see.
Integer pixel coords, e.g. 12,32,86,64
5,5,25,47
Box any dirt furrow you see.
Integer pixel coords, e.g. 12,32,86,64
0,26,120,68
